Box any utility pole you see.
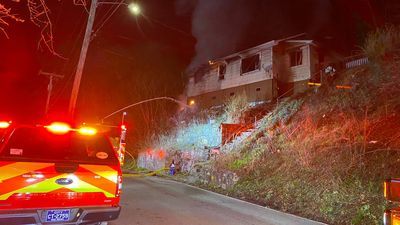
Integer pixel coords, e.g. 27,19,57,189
68,0,98,116
39,71,64,115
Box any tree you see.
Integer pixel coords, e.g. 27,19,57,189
0,0,87,56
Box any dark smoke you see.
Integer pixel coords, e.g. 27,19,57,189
176,0,253,70
176,0,334,71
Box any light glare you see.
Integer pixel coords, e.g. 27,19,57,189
45,122,71,134
128,3,141,15
78,127,97,136
0,121,11,129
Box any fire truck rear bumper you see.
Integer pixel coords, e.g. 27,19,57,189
0,206,121,225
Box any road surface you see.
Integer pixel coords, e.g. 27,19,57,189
109,176,326,225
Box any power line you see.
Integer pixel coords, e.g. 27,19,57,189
91,0,126,42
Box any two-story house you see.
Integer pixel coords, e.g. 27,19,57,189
186,37,320,108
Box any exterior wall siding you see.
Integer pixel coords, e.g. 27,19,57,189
187,79,273,108
186,40,318,108
187,47,273,98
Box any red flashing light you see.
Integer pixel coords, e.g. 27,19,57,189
0,121,11,129
45,122,71,134
158,150,166,159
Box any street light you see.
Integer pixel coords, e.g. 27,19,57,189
128,3,141,16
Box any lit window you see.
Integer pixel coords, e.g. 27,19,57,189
290,50,303,67
241,54,260,74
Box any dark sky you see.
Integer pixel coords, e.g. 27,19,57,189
0,0,388,125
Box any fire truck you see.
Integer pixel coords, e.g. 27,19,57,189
0,120,122,225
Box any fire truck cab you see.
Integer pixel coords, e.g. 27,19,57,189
0,121,122,225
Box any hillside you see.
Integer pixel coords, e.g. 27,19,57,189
142,26,400,225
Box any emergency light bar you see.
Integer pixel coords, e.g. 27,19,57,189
45,122,71,134
0,121,11,129
78,126,97,136
45,122,97,136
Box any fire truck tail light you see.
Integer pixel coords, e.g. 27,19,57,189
0,121,11,129
78,127,97,136
45,122,71,134
116,174,123,197
384,209,400,225
384,179,400,202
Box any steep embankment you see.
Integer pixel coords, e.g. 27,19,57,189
146,27,400,225
210,28,400,225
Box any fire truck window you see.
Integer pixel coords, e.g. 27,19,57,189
0,127,118,165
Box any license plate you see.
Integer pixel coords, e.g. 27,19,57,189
45,209,70,222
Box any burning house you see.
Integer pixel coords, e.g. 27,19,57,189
185,37,321,108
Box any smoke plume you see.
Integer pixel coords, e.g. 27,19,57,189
176,0,334,71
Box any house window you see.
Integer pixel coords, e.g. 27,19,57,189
212,96,216,100
290,49,303,67
230,92,235,96
241,54,260,74
256,88,261,92
218,64,226,80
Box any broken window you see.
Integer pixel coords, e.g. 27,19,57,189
241,54,260,74
218,64,226,80
290,49,303,67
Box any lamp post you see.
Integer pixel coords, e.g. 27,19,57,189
68,1,141,116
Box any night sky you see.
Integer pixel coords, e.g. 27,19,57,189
0,0,389,132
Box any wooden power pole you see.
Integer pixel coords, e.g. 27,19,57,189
68,0,98,116
39,71,64,115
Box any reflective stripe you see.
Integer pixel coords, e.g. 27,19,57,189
0,162,52,181
0,162,118,201
0,174,67,200
80,165,118,183
76,168,117,195
0,166,58,196
65,176,114,198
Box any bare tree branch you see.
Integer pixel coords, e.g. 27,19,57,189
0,3,24,38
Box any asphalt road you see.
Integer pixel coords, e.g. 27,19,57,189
109,176,326,225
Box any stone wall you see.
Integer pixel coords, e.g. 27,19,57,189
189,162,239,190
